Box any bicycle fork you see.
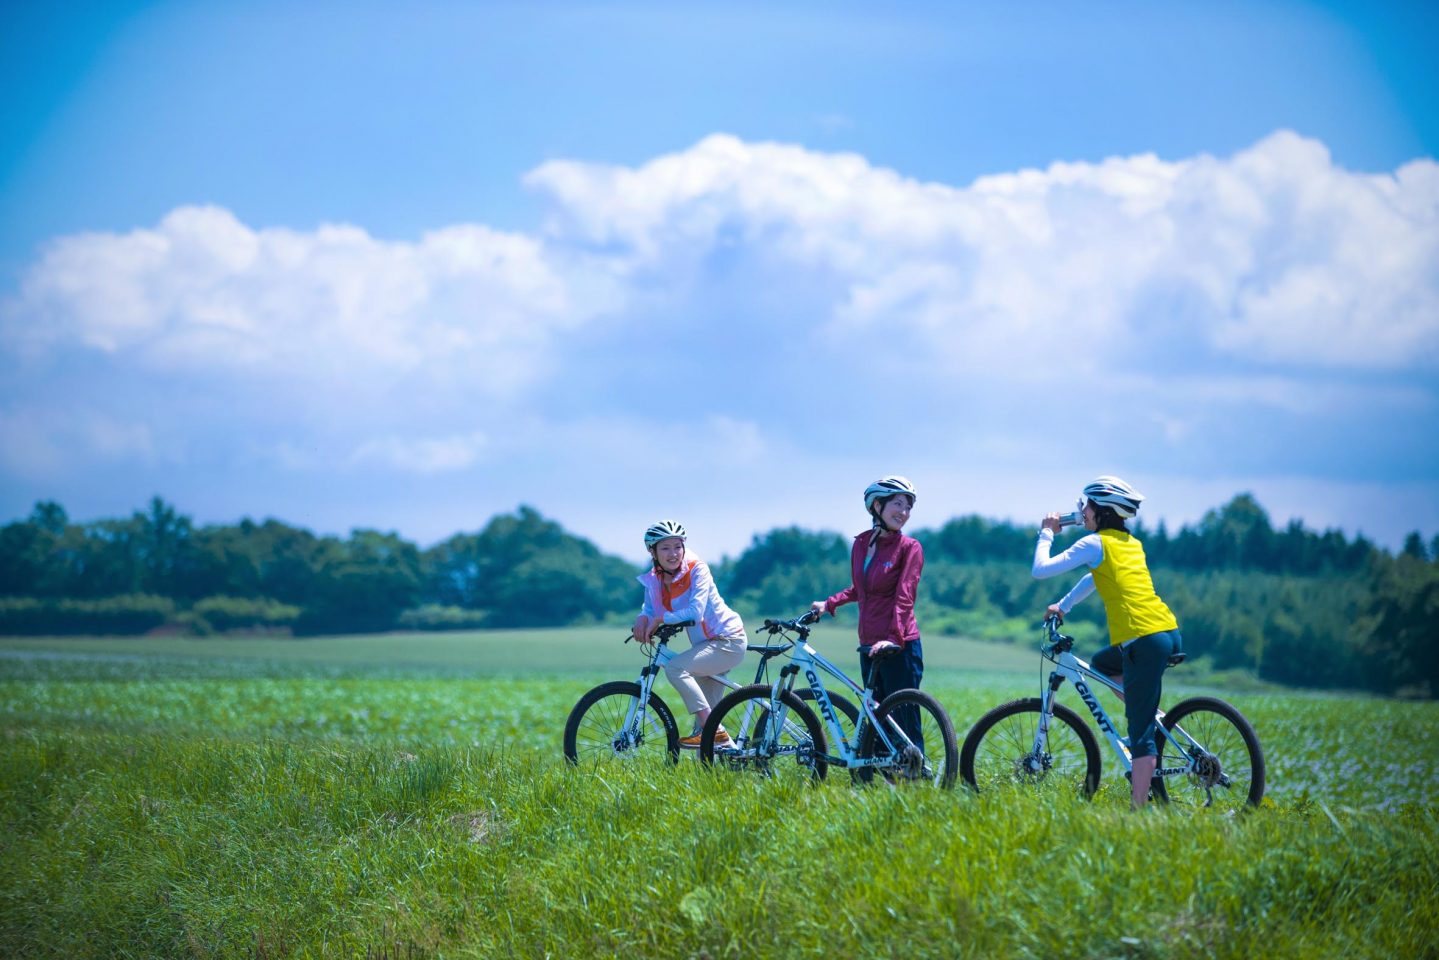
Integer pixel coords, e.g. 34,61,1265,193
619,663,662,749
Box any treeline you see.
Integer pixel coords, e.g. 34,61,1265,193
0,501,635,636
1,495,1435,696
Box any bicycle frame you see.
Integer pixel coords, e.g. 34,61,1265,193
617,622,794,744
753,619,915,770
1038,645,1137,772
1037,624,1233,789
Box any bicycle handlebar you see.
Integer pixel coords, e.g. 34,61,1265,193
625,619,696,643
759,609,822,635
1041,614,1075,656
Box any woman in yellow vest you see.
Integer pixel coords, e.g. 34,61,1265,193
1032,476,1182,810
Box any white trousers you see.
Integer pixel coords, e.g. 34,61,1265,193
664,635,747,715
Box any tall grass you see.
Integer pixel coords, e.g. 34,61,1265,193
3,731,1435,959
1,634,1437,958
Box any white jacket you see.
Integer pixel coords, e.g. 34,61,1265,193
636,555,746,645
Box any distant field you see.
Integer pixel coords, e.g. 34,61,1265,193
0,625,1043,677
2,628,1436,958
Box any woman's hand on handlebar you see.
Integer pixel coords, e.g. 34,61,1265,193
632,615,655,646
808,601,827,619
1045,603,1064,624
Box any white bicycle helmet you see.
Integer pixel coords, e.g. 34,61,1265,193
864,476,917,513
643,519,687,548
1082,476,1144,518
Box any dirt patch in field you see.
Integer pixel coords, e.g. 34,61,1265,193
446,810,504,844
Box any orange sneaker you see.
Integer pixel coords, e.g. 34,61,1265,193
679,727,732,749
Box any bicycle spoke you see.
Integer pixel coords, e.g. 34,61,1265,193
1158,697,1265,812
564,682,679,765
700,684,827,785
961,699,1100,797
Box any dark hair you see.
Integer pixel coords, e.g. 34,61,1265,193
870,492,913,520
1090,500,1129,532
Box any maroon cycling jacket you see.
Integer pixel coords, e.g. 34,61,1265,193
823,529,925,647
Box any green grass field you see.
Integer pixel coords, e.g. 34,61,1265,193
2,628,1437,959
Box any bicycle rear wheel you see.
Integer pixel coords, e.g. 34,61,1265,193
856,689,959,788
960,698,1101,798
563,681,680,766
1157,696,1265,811
699,684,827,785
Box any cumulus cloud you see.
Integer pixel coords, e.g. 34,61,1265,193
0,406,154,479
527,130,1439,373
349,431,488,474
1,206,604,398
8,131,1434,394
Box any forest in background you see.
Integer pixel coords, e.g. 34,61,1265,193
1,495,1434,697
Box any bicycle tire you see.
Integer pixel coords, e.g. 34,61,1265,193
563,681,680,766
1157,696,1265,811
960,698,1102,798
856,688,959,789
698,683,828,784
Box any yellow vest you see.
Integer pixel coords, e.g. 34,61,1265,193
1090,529,1178,646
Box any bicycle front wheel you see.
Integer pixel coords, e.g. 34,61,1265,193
1158,696,1265,811
699,684,827,785
960,698,1101,798
856,689,959,789
563,681,680,766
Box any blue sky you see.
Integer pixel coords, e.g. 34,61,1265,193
1,0,1436,561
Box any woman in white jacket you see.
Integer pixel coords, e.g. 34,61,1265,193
633,520,747,748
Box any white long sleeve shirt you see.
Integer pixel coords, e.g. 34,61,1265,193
1032,528,1103,614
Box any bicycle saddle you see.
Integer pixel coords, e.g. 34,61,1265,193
1167,652,1187,667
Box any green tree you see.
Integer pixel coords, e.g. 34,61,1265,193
1361,554,1439,697
300,530,421,634
422,506,635,627
1402,532,1429,562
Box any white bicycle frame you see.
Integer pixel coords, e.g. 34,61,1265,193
1038,641,1230,790
617,626,798,748
755,633,915,770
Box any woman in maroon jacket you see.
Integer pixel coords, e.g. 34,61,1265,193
810,476,925,737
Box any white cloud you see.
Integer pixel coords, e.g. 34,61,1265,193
1,206,604,400
0,406,154,479
8,132,1434,394
349,431,488,474
526,130,1439,373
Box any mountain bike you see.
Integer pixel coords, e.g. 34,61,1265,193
697,610,958,788
960,616,1265,811
563,620,859,767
